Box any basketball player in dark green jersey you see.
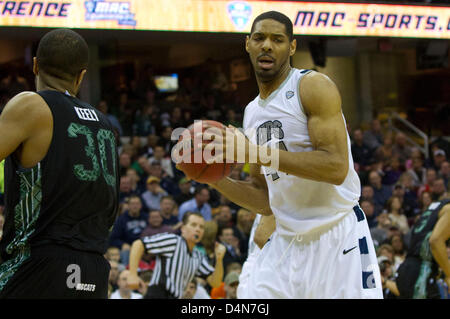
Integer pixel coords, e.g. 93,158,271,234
383,197,450,298
0,29,119,298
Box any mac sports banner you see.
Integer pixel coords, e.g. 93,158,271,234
0,0,449,39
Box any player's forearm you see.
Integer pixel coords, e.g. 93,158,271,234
255,145,348,185
385,280,400,296
430,239,450,278
210,177,272,216
129,240,145,275
207,258,224,288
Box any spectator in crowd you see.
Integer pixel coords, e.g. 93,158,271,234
193,277,212,299
143,134,159,159
105,246,126,271
351,128,373,171
140,210,175,237
363,118,384,152
174,178,193,205
119,151,133,176
419,191,433,213
132,104,156,137
370,212,392,248
418,168,438,196
97,99,123,136
432,149,447,171
392,132,412,165
431,178,447,201
119,175,136,204
389,233,407,270
361,185,383,215
397,173,419,216
382,156,403,186
375,133,394,165
108,260,121,292
109,195,149,265
178,186,212,222
214,205,233,229
377,243,395,265
110,270,143,299
378,256,398,299
439,161,449,187
406,151,427,188
141,176,168,211
223,271,239,299
158,126,176,155
159,196,181,230
217,226,245,270
147,160,178,196
149,145,174,178
360,199,377,228
386,196,410,235
181,279,198,299
126,167,145,196
233,208,256,259
210,262,242,299
369,170,392,210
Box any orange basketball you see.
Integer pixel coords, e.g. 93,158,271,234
177,120,234,184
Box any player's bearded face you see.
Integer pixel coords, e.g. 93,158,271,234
246,19,294,82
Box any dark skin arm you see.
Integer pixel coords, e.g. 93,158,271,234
0,92,53,167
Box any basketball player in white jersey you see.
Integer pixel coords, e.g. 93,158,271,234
177,11,382,298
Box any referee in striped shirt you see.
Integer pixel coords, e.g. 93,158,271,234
127,211,226,298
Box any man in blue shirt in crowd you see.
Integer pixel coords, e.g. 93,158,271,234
178,186,212,222
109,195,148,265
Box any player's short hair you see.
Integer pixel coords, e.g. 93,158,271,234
36,28,89,81
250,11,293,41
182,211,204,225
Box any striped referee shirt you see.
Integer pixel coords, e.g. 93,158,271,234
141,233,215,299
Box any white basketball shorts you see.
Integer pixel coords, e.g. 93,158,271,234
242,206,383,299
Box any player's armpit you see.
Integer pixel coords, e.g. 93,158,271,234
0,92,52,163
254,214,275,249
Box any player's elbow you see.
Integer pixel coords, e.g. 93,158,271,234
428,234,441,248
328,160,348,185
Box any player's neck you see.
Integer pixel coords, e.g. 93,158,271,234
36,74,77,97
257,64,292,100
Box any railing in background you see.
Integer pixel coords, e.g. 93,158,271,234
388,112,429,159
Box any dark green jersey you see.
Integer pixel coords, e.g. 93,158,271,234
0,90,119,262
408,199,450,260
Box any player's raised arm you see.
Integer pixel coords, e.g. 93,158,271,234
208,163,272,216
256,71,349,185
0,92,52,164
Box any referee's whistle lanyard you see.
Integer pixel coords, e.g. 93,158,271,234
276,233,303,267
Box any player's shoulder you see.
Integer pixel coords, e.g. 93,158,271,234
299,70,341,115
2,91,50,119
300,70,336,89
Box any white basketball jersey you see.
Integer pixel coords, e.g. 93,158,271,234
243,68,361,236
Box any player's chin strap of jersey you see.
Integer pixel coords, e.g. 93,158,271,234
276,234,304,267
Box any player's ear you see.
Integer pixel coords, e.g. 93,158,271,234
290,39,297,56
33,57,38,75
245,35,250,53
75,69,87,88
